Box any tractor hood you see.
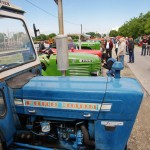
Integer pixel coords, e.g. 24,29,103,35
14,76,107,120
14,76,143,121
40,52,100,64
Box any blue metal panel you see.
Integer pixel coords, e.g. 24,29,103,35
0,82,16,145
14,76,107,119
98,77,143,120
21,76,107,101
95,120,133,150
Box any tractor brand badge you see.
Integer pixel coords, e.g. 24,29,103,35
23,99,112,112
101,121,124,127
79,59,93,63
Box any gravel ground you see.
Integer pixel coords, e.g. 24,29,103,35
122,65,150,150
102,63,150,150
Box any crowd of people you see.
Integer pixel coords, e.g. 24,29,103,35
102,35,150,77
102,36,128,64
38,35,149,77
141,36,150,56
102,36,134,76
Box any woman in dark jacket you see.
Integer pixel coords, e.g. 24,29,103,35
104,38,113,58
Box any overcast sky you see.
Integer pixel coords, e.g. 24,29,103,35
11,0,150,36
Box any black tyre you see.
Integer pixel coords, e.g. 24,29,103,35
124,144,127,150
0,139,4,150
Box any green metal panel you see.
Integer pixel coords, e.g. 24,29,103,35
39,53,101,76
74,41,101,50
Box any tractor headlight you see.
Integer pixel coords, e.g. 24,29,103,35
91,71,99,76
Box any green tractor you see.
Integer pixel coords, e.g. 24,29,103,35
39,52,101,76
74,41,101,50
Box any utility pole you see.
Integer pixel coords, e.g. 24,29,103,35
57,0,64,34
81,24,82,35
54,0,68,76
79,24,82,50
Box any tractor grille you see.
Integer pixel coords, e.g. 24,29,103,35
68,65,90,76
93,63,100,71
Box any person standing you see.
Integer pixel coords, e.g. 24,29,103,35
117,37,126,66
104,38,113,58
128,37,134,63
114,38,119,56
147,36,150,56
141,36,148,56
68,37,76,50
39,41,46,51
125,37,129,55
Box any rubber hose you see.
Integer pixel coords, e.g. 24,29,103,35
81,125,95,146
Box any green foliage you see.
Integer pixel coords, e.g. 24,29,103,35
118,11,150,38
95,33,101,38
86,32,95,37
70,35,79,40
109,30,118,37
33,33,56,41
48,33,56,38
86,32,101,38
102,34,106,38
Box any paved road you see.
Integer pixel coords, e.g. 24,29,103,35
124,46,150,95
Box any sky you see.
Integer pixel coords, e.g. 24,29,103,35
11,0,150,36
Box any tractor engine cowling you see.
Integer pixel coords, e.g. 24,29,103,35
14,76,143,150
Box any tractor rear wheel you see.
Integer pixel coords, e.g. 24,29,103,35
0,139,4,150
124,144,127,150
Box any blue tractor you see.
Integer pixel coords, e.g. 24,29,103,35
0,1,143,150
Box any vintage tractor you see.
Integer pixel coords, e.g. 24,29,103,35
0,1,143,150
39,50,101,76
74,41,101,50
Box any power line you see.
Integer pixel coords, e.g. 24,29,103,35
25,0,58,18
24,0,80,26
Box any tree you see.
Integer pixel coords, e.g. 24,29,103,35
95,33,101,38
48,33,56,39
86,32,96,38
118,11,150,38
109,30,118,37
35,34,48,41
145,22,150,34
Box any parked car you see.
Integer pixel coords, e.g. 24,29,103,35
39,51,101,76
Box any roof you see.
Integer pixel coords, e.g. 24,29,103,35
0,0,24,14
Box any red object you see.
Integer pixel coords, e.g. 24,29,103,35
40,48,102,58
68,49,102,58
104,40,113,49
